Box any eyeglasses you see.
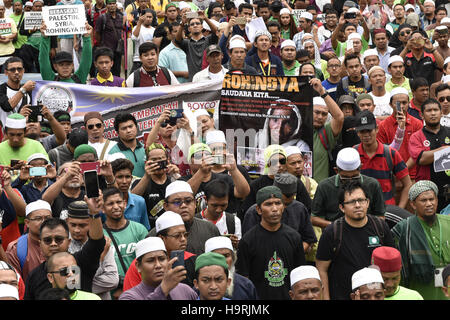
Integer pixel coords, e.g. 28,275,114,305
167,197,195,207
328,64,341,69
6,67,24,73
342,198,368,206
166,232,189,240
190,22,202,26
42,235,68,245
87,123,102,130
438,96,450,103
399,30,411,37
27,215,52,223
48,266,75,277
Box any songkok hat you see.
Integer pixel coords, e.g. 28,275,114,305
408,180,438,201
371,246,402,272
273,173,297,195
155,211,184,233
27,153,49,164
285,146,301,158
205,236,233,253
188,143,212,162
336,147,361,171
256,185,283,206
0,284,19,300
313,96,326,107
281,39,296,50
205,130,226,145
300,11,313,21
363,49,378,60
195,252,228,272
351,267,384,290
26,200,51,217
347,32,361,41
73,144,98,160
254,30,272,42
165,180,193,199
135,237,166,259
5,114,26,129
83,111,103,124
390,87,409,98
67,201,90,219
290,266,321,287
368,66,385,77
388,55,404,67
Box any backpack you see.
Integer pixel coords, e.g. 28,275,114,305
17,234,28,271
132,66,172,87
341,76,371,98
331,215,386,258
224,212,236,235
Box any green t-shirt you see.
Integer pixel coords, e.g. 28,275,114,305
385,77,413,100
384,286,424,300
70,290,102,300
0,138,49,166
103,220,148,276
10,13,27,49
313,122,338,183
283,60,300,76
334,36,369,57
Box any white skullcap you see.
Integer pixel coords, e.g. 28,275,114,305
281,39,296,50
347,7,359,13
0,284,19,300
135,237,166,259
441,17,450,24
290,265,321,287
229,39,246,50
205,236,233,253
27,153,48,164
347,32,361,41
178,1,190,10
444,56,450,66
404,4,414,11
285,146,302,158
195,109,210,118
336,147,361,171
442,75,450,84
230,35,245,43
436,25,448,32
423,0,435,6
388,55,404,67
368,66,385,77
313,96,326,107
108,152,127,162
5,114,26,129
155,211,184,233
300,12,313,21
25,1,33,6
390,87,409,98
25,200,52,217
117,2,123,9
363,49,378,60
351,267,384,291
280,8,291,16
205,130,227,145
165,180,193,199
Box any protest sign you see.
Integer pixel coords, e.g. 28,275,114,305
42,4,86,36
292,9,306,22
434,147,450,173
245,17,267,43
219,74,314,176
24,12,42,30
0,19,12,36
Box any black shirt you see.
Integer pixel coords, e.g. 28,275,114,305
52,189,86,220
336,76,371,101
24,237,106,300
316,217,394,300
404,52,438,87
235,223,306,300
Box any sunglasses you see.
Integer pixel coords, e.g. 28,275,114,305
190,22,202,26
42,235,68,245
438,96,450,103
270,157,286,166
48,266,75,277
7,67,24,73
400,30,411,37
87,123,102,130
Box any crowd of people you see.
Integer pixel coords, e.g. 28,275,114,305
0,0,449,302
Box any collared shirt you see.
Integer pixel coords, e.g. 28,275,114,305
158,42,189,83
407,99,423,121
385,77,413,100
123,192,150,230
377,47,395,72
90,73,125,87
283,60,301,76
404,51,437,88
108,139,146,178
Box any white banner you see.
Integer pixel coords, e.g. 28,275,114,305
24,12,43,30
42,4,86,36
0,19,12,36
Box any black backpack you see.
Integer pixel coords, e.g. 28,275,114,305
132,67,172,87
225,212,236,235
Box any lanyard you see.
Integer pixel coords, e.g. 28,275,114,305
259,62,271,76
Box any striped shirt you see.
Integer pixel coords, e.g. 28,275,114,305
356,141,409,205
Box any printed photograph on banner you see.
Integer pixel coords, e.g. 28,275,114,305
302,151,313,178
237,146,265,175
219,75,314,176
433,147,450,172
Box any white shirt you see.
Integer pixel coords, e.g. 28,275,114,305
370,91,392,117
200,211,242,240
0,85,30,128
89,140,117,161
131,25,155,62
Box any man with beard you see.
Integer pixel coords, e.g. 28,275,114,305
409,99,450,213
392,180,450,300
316,181,394,300
101,187,148,299
108,113,146,178
10,0,27,56
284,146,317,200
280,40,300,76
204,236,258,300
46,251,101,300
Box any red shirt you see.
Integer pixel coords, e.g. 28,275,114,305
377,112,423,179
356,140,409,205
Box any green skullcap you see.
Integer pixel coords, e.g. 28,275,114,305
73,144,98,160
408,180,439,201
106,0,117,3
165,2,177,10
147,143,166,153
188,143,211,162
195,252,228,272
13,0,22,4
256,185,283,206
355,93,374,106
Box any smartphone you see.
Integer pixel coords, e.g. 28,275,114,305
236,16,247,25
28,104,43,122
84,170,100,198
170,250,185,268
396,101,402,114
10,159,20,168
186,11,198,19
169,108,184,120
344,12,356,20
212,154,225,165
346,39,354,50
158,160,168,169
29,166,47,177
79,161,101,174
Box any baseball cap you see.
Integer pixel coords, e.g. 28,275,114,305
337,95,356,107
54,51,73,64
206,44,222,57
355,110,377,132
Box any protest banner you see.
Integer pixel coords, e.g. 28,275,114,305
434,147,450,173
219,74,314,176
41,4,86,36
32,80,223,143
0,18,12,36
292,9,306,22
24,12,43,30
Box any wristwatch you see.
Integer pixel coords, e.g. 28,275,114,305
19,87,27,95
89,213,101,219
321,92,329,99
